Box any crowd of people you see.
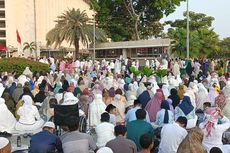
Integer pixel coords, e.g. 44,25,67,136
0,56,230,153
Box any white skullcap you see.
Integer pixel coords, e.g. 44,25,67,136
43,121,55,129
0,137,9,149
97,147,113,153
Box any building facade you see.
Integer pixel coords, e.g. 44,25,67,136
89,39,171,65
1,0,92,57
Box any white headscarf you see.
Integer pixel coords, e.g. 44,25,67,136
162,84,170,98
19,95,33,116
136,82,146,97
0,83,5,97
97,147,113,153
0,137,9,149
62,92,79,105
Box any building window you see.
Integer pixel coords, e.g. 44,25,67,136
0,11,5,18
0,20,5,28
0,30,6,37
0,1,4,9
131,47,164,58
96,49,122,58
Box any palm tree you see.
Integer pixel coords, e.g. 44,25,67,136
23,42,37,58
46,8,107,60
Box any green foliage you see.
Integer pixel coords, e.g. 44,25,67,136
140,66,154,77
92,0,185,41
46,8,107,60
129,66,141,76
169,28,202,57
154,69,168,79
166,11,219,58
218,37,230,58
0,58,49,74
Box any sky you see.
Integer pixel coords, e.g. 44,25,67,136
162,0,230,39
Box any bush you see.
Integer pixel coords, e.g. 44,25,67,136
0,58,49,75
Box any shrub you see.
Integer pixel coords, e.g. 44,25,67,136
0,58,49,75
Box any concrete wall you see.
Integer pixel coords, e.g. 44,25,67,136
5,0,92,57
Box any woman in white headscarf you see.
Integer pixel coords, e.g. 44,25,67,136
89,93,106,127
162,84,170,99
196,83,210,110
136,82,146,97
0,97,16,133
112,89,127,123
15,95,44,131
222,81,230,119
125,84,136,101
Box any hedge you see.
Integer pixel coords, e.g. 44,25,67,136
0,58,50,74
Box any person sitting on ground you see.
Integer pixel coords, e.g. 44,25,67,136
29,121,63,153
158,116,188,153
15,95,44,131
95,112,115,148
105,104,118,125
61,119,97,153
0,96,16,134
156,100,174,127
199,107,230,152
0,137,11,153
139,134,154,153
127,109,154,151
106,125,137,153
177,127,207,153
125,100,150,123
175,95,197,128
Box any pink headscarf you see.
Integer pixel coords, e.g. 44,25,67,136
145,90,165,122
203,107,219,137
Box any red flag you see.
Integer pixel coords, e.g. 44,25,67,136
16,30,21,44
0,44,7,51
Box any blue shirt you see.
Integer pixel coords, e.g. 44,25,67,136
125,106,150,123
29,130,63,153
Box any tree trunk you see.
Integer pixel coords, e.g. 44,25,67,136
74,39,80,61
134,17,140,40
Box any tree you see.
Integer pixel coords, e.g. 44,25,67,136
23,42,37,58
218,37,230,57
166,11,219,57
46,8,107,60
91,0,185,41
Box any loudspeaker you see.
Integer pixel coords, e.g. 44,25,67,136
54,104,79,126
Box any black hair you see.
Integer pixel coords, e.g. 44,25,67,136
203,102,211,108
49,98,57,108
100,112,110,122
115,88,123,95
210,147,223,153
114,125,127,136
134,99,141,106
136,109,146,120
68,118,80,132
140,134,153,149
105,104,116,113
176,116,188,128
